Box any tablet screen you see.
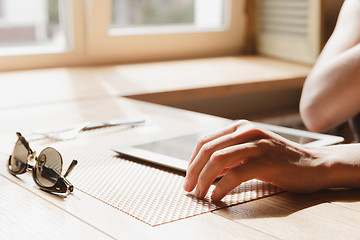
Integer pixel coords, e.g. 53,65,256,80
113,122,343,172
134,130,318,163
134,132,204,162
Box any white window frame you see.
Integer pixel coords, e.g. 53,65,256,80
0,0,4,18
0,0,86,71
0,0,246,71
84,0,245,64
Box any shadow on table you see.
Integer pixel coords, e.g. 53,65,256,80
212,189,360,220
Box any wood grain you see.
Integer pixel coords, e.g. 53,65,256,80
1,59,359,239
0,150,274,240
214,192,360,239
0,173,114,240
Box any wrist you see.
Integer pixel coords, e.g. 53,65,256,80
321,145,360,189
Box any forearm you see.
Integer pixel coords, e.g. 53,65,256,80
299,0,360,132
318,144,360,189
300,44,360,132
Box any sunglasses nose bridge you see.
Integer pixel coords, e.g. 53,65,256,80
29,151,37,165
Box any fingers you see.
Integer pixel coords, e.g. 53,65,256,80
211,161,258,202
194,143,262,199
184,133,238,192
183,119,313,201
188,122,239,167
184,120,266,192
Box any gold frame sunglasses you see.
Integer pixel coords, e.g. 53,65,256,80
8,132,78,194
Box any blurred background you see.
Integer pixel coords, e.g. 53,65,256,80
0,0,351,140
0,0,344,70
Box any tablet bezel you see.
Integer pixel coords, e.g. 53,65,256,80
113,122,344,172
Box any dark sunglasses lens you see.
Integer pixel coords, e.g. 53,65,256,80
35,148,62,188
9,139,28,173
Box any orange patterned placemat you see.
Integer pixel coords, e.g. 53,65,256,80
29,124,282,226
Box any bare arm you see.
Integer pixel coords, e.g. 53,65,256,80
183,121,360,201
300,0,360,132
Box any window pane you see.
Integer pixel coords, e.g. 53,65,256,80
110,0,226,34
0,0,68,55
112,0,195,26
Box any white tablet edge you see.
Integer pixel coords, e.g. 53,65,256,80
113,122,344,172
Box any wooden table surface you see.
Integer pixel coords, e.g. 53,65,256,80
1,58,360,240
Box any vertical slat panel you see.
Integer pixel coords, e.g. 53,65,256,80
260,0,309,38
257,0,321,64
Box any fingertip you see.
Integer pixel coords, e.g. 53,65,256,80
183,179,191,192
211,189,224,202
183,177,197,192
195,187,201,198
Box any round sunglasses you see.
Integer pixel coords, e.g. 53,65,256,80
8,132,78,194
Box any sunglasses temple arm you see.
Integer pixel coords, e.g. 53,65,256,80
64,159,78,178
16,132,34,154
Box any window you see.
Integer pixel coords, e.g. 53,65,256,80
110,0,225,35
0,0,246,71
111,0,196,29
0,0,68,55
0,0,85,71
86,0,244,63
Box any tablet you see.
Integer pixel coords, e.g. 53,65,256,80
113,122,344,172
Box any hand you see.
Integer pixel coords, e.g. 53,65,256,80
183,120,327,202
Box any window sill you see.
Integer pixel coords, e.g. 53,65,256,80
0,55,311,119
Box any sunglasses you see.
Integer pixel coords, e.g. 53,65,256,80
8,132,78,194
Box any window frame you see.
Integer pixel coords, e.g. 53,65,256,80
0,0,4,18
0,0,85,72
0,0,247,71
86,0,245,63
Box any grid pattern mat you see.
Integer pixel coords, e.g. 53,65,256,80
30,124,283,226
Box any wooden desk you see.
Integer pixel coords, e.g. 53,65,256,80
0,58,359,239
0,97,360,240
